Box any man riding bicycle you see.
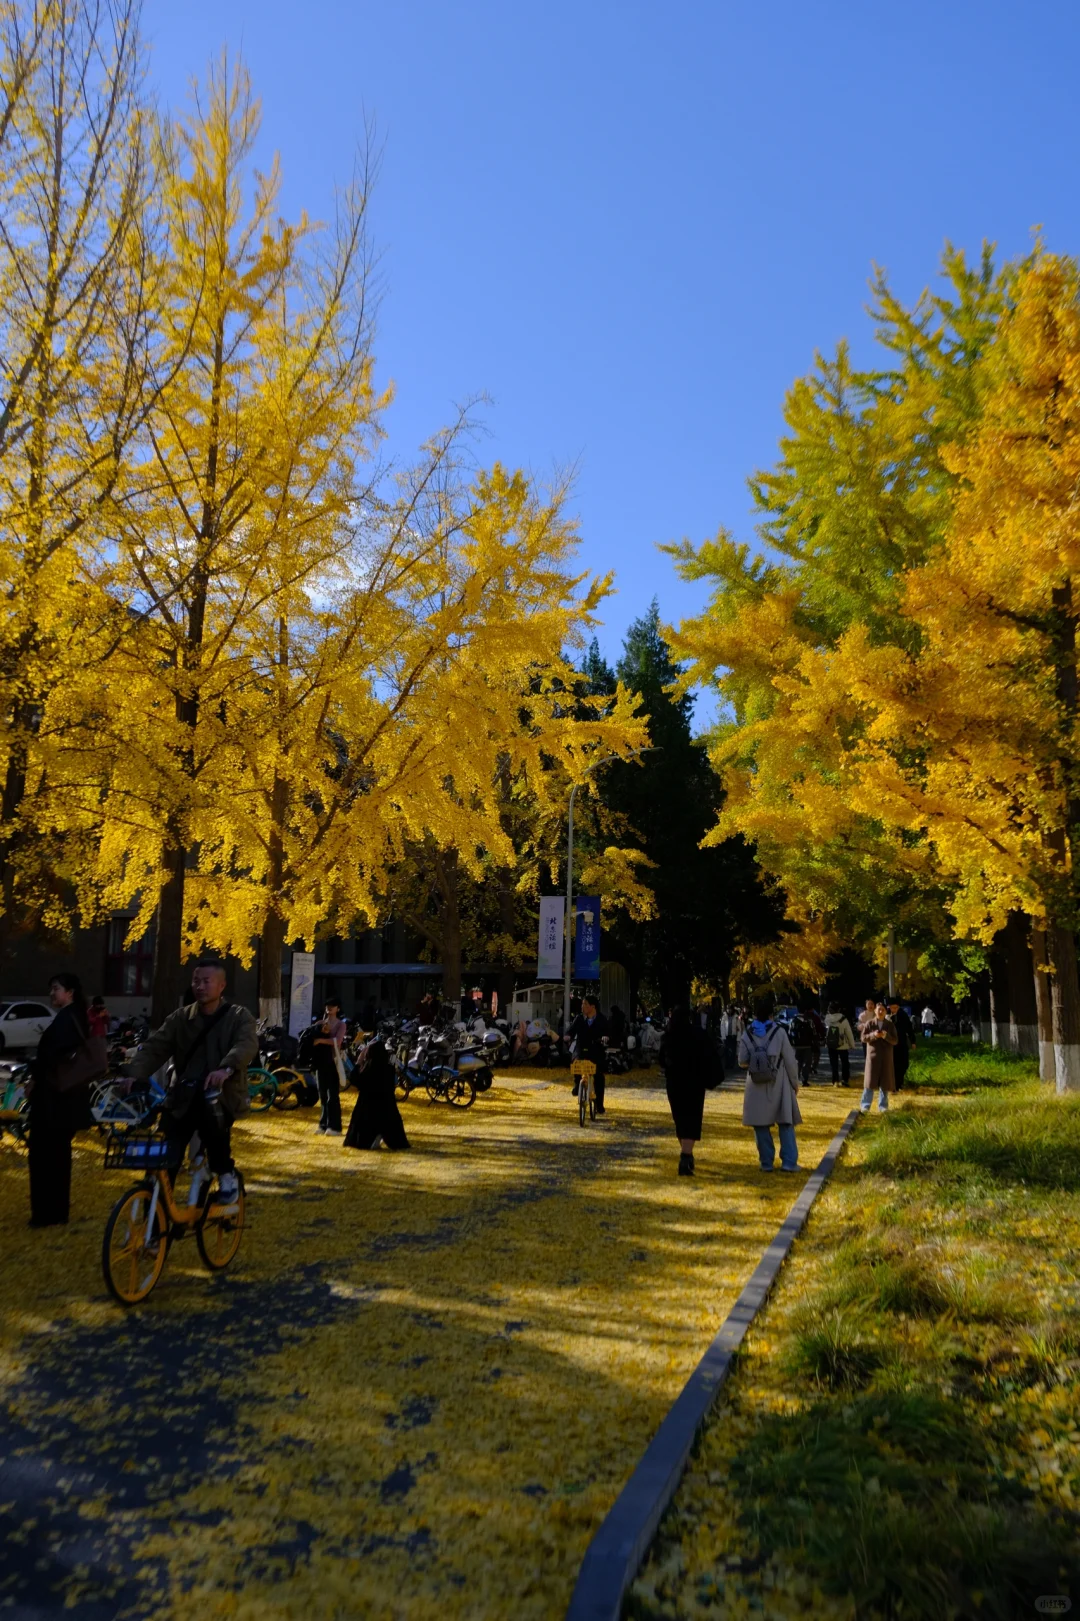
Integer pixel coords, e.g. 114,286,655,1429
125,958,259,1203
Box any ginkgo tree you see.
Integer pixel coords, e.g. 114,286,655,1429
665,247,1009,996
0,0,159,956
64,55,385,1020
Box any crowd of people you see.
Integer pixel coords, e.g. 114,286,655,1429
13,964,940,1228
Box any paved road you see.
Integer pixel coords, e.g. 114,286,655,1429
0,1077,853,1620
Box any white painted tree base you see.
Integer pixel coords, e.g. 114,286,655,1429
1055,1043,1080,1093
1009,1023,1039,1057
1040,1040,1056,1083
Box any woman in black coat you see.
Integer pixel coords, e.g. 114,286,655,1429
344,1037,410,1151
659,1006,716,1178
28,972,93,1227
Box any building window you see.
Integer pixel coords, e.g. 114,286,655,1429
104,917,155,997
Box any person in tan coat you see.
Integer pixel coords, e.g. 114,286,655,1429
861,1001,897,1113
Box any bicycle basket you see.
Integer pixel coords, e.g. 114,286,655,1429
104,1128,170,1171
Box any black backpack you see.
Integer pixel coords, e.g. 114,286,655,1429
791,1015,814,1049
826,1021,841,1050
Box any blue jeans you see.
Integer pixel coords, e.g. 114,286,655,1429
754,1122,798,1170
860,1087,889,1112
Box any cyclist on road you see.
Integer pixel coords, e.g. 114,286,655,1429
126,958,258,1204
569,995,609,1115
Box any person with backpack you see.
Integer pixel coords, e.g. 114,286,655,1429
824,1002,855,1086
738,994,802,1172
790,1006,816,1083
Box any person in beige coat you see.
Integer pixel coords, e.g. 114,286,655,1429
861,1001,898,1113
737,995,803,1172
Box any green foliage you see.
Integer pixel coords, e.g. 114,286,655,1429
584,605,783,1003
867,1078,1080,1190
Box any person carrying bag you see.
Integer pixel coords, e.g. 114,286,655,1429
738,994,803,1172
126,958,258,1204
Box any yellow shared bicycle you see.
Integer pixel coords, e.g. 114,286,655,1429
572,1058,597,1127
101,1127,245,1306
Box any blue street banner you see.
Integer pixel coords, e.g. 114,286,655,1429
537,896,565,979
574,896,601,981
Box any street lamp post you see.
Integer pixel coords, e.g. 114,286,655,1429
562,748,656,1047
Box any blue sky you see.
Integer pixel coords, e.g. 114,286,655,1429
148,0,1080,713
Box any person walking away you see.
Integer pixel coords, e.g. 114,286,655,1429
345,1036,410,1151
889,1001,915,1090
920,1004,937,1039
313,997,347,1135
824,1002,855,1086
87,996,110,1039
808,1006,826,1075
861,1002,898,1112
569,995,609,1114
126,959,257,1203
27,973,99,1227
720,1005,741,1069
659,1006,718,1176
738,995,802,1172
790,1006,816,1083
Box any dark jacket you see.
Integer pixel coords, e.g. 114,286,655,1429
33,1005,88,1088
569,1011,609,1074
659,1022,720,1088
128,1001,259,1118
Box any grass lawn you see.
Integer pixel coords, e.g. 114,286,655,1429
0,1069,851,1619
631,1042,1080,1619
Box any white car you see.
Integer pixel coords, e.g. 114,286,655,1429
0,999,55,1051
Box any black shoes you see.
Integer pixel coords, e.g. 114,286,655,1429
678,1152,694,1176
595,1104,606,1116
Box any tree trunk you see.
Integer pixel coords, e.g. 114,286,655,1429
497,871,517,1016
1031,924,1055,1081
988,936,1010,1050
1003,911,1038,1056
151,845,188,1026
1048,921,1080,1092
259,910,288,1027
438,850,462,1004
442,913,462,1004
970,970,991,1045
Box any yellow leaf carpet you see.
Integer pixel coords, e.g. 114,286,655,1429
0,1074,852,1619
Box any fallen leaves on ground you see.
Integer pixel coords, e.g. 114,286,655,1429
0,1072,852,1618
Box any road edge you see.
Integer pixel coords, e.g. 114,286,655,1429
564,1107,860,1621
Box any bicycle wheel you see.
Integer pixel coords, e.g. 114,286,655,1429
270,1068,303,1109
589,1089,596,1121
102,1183,169,1306
196,1179,245,1270
447,1074,476,1109
247,1069,277,1111
578,1084,587,1128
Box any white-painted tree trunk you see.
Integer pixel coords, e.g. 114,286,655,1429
1056,1044,1080,1094
1040,1040,1056,1082
259,995,284,1028
1009,1021,1038,1057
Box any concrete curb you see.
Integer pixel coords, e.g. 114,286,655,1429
564,1108,860,1621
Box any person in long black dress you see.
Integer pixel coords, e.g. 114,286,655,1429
344,1036,410,1151
27,972,93,1227
658,1005,717,1177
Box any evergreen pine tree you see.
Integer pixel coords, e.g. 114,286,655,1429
594,602,780,1008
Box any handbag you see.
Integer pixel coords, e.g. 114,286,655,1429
53,1034,109,1092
